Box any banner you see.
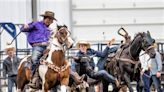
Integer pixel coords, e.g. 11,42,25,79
0,23,18,56
0,23,16,38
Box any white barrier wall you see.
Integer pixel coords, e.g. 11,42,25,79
0,0,32,50
0,0,32,23
0,0,164,50
71,0,164,42
36,0,71,28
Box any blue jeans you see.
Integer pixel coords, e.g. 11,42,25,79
31,46,47,75
142,70,150,92
8,76,17,92
91,70,116,84
71,61,77,72
83,62,116,84
150,75,162,92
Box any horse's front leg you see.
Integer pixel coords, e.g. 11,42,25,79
60,77,69,92
123,73,133,92
42,80,49,92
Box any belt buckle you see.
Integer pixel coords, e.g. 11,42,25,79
41,42,48,46
41,42,44,45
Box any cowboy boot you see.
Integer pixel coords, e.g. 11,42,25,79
71,72,85,85
28,70,39,89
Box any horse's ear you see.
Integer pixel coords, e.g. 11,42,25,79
56,24,61,30
140,32,145,37
152,39,155,43
56,24,67,30
147,31,151,37
63,24,67,28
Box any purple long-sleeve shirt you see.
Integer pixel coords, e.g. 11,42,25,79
20,21,51,46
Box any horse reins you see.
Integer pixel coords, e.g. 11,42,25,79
128,33,155,62
128,43,154,78
56,27,70,44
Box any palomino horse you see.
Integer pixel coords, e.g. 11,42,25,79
105,31,156,92
17,25,74,92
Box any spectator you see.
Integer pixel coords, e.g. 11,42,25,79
3,44,21,92
149,47,163,92
139,50,151,92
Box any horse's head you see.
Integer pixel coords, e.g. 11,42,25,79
140,31,156,58
55,25,74,49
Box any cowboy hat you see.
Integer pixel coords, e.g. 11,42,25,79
76,40,90,49
40,11,56,20
5,44,16,52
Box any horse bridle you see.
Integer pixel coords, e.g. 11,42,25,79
56,27,70,45
128,33,155,61
53,27,72,51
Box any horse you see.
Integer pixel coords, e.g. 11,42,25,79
105,31,156,92
16,25,74,92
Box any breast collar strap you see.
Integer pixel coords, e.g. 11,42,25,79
52,43,65,51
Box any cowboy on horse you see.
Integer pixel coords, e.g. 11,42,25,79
19,13,84,91
20,11,56,88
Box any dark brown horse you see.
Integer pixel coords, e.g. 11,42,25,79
17,25,74,92
105,31,156,92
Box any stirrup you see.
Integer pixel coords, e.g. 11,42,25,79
28,83,37,89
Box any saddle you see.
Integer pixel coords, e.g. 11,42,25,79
23,55,43,89
107,53,116,61
23,56,32,69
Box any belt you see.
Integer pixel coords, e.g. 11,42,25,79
32,42,49,46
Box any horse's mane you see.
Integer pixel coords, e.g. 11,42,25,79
130,32,143,45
